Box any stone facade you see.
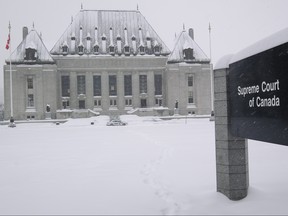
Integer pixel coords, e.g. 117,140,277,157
3,9,212,120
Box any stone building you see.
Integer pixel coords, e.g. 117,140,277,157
3,9,212,120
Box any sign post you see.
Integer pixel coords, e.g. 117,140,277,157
214,27,288,200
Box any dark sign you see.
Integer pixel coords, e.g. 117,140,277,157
229,42,288,146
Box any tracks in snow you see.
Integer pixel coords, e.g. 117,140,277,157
134,131,184,215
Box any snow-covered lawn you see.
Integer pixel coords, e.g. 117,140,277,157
0,115,287,215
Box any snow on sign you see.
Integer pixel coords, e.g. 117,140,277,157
228,42,288,146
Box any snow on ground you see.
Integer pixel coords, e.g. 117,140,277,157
0,115,287,215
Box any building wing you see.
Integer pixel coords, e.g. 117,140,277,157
7,29,54,64
168,30,210,63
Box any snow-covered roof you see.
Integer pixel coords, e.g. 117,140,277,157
51,10,170,56
168,30,210,63
230,27,288,64
7,29,54,64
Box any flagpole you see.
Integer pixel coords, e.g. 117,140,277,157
8,21,14,127
209,22,215,121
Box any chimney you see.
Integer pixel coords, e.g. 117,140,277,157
23,26,28,40
188,28,194,40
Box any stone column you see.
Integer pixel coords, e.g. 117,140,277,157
214,67,249,200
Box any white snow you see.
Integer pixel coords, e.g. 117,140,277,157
0,115,288,215
231,27,288,64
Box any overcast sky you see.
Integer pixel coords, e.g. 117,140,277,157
1,0,288,103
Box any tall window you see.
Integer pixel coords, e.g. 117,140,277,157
154,74,162,95
27,94,34,107
139,75,147,94
124,75,132,96
188,91,194,104
27,77,33,89
109,75,117,96
93,75,101,96
77,75,86,95
61,76,70,97
188,75,194,87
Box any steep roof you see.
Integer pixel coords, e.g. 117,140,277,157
168,30,210,63
50,10,170,56
7,29,54,64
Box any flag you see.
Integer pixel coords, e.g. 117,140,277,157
5,33,10,50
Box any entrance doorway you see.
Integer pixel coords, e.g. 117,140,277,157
141,99,147,108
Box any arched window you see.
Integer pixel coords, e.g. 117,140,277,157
139,45,145,55
78,44,84,55
93,44,99,55
62,45,68,55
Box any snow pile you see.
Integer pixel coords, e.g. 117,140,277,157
0,116,287,215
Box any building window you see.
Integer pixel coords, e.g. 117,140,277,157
94,99,101,107
62,45,68,55
110,99,117,106
141,99,147,108
77,75,86,95
62,100,70,109
78,45,84,55
93,75,101,96
25,48,37,60
139,75,147,94
139,45,145,55
188,75,194,87
188,91,194,104
124,46,130,56
155,98,162,106
94,45,99,54
154,74,162,95
109,46,115,55
109,75,117,96
125,99,132,106
79,100,85,109
27,77,33,89
154,45,160,56
61,76,70,97
27,94,34,107
183,48,194,60
124,75,132,96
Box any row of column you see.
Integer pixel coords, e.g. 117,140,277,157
65,71,157,111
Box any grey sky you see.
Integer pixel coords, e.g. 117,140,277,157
1,0,288,103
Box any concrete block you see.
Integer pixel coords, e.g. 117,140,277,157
214,76,227,93
214,92,227,101
214,100,228,117
214,69,228,78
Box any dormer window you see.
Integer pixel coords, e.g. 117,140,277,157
124,45,130,56
183,48,194,60
25,48,37,60
109,45,115,56
154,45,160,56
93,44,99,55
62,41,69,55
139,45,145,55
78,44,84,55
